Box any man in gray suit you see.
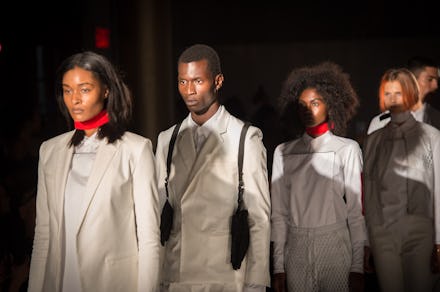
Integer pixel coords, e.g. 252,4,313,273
155,44,271,291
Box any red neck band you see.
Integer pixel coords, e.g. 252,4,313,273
306,121,330,137
74,110,109,130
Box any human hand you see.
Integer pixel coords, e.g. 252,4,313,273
272,273,286,292
349,272,364,292
363,246,374,273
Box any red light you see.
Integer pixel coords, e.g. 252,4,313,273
95,27,110,49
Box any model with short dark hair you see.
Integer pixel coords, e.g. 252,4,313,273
155,44,271,291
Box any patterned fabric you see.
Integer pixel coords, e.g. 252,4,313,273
285,223,351,292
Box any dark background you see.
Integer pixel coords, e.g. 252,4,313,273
1,0,439,143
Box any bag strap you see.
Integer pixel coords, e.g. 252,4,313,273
165,121,182,199
237,122,251,208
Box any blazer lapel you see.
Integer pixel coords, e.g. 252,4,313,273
187,109,230,185
191,132,221,172
54,133,75,234
76,138,118,231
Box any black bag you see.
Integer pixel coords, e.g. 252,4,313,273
230,122,251,270
231,206,250,270
160,199,174,246
159,122,181,246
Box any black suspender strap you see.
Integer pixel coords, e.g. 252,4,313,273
231,121,251,270
165,121,182,199
160,121,181,246
237,122,250,208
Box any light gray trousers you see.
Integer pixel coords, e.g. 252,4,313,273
285,222,351,292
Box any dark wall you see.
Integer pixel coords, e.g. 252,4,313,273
170,0,440,142
1,0,440,141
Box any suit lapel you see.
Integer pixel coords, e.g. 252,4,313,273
54,133,75,234
76,138,118,231
185,108,230,188
190,132,221,177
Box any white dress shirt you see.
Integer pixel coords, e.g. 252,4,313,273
271,131,366,274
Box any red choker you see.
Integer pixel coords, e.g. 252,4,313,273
74,110,109,130
306,122,330,137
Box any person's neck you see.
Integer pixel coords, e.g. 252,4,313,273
390,110,411,125
191,103,220,126
411,100,423,112
74,109,108,136
305,121,330,138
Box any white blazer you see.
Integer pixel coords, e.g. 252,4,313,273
28,131,161,292
155,107,271,291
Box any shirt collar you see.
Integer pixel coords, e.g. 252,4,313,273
188,105,223,135
388,111,418,137
75,132,100,153
302,130,332,150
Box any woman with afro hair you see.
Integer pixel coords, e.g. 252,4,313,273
270,62,367,292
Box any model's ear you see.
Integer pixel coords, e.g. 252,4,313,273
215,74,224,91
104,88,109,98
